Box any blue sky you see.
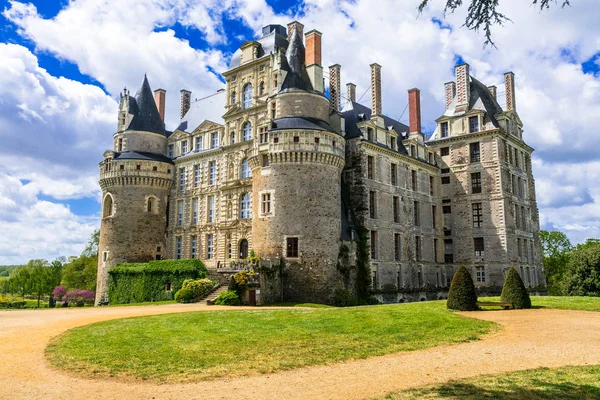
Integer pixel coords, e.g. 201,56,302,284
0,0,599,264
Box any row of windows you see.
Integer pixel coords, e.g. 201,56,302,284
175,235,298,261
515,204,532,231
506,141,529,171
438,142,481,163
230,82,266,109
364,127,399,152
367,156,435,195
441,171,482,194
510,174,527,198
102,194,159,218
176,193,252,226
178,159,252,191
439,115,480,140
368,192,439,228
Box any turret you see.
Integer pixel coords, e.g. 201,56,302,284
249,23,346,304
95,75,173,305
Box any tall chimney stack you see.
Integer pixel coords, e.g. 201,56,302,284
504,72,516,111
370,63,382,117
329,64,341,114
180,89,191,119
305,30,324,93
153,89,166,123
408,88,422,134
454,63,470,113
444,81,456,110
488,85,497,99
347,82,356,103
287,20,304,41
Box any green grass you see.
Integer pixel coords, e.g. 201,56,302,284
46,301,493,382
379,365,600,399
269,302,334,308
479,296,600,312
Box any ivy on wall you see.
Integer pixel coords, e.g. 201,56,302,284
108,259,207,304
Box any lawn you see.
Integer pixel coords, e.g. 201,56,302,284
46,301,494,382
479,296,600,312
379,365,600,399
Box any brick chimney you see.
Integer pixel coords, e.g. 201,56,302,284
329,64,341,114
347,82,356,103
488,85,497,99
504,72,516,111
287,21,304,41
408,88,421,134
305,30,324,93
444,81,456,110
180,89,191,119
153,89,166,122
370,63,382,117
454,63,470,113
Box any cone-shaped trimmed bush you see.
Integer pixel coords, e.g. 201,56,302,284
501,267,531,309
447,265,479,311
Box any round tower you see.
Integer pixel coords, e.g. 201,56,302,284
95,76,173,305
249,26,345,304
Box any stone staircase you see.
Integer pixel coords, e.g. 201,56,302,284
204,285,229,305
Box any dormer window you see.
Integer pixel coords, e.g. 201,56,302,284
469,116,479,133
181,140,188,154
367,128,374,141
441,122,449,138
195,136,203,151
168,144,174,158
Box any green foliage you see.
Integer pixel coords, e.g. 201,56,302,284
500,267,531,309
355,228,372,300
108,259,207,304
0,294,26,308
540,230,572,295
82,229,100,257
61,255,97,291
333,289,380,307
0,266,18,277
174,287,193,303
447,265,478,311
564,240,600,296
214,290,240,306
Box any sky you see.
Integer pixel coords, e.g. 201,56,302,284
0,0,599,265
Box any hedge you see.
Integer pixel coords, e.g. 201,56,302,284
501,267,531,309
447,265,479,311
108,259,207,304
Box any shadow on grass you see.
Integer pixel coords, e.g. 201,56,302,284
397,380,600,400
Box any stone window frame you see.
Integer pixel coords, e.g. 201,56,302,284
102,193,115,219
284,236,300,259
145,195,159,214
475,265,486,283
259,190,275,218
240,158,252,179
370,230,378,260
102,251,109,263
192,198,199,225
206,234,214,259
242,83,253,109
239,192,252,219
242,121,253,142
176,200,184,227
191,235,197,259
175,236,183,259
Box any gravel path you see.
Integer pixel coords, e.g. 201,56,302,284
1,304,599,400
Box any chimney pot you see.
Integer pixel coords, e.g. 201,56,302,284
408,88,422,134
454,63,470,113
153,89,166,123
180,89,191,120
304,30,322,66
329,64,341,114
444,81,456,110
287,21,304,41
504,72,516,111
347,82,356,103
488,85,497,99
370,63,382,117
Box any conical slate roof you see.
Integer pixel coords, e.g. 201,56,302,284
280,29,313,92
126,75,166,135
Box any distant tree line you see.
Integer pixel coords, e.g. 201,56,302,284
0,230,99,307
541,230,600,296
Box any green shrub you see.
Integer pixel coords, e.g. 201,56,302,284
181,278,217,301
333,289,356,307
108,259,207,304
447,265,478,311
174,287,194,303
214,290,240,306
501,267,531,309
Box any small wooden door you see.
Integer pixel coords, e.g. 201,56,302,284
249,289,256,306
239,239,249,259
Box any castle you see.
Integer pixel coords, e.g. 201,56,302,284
95,22,545,305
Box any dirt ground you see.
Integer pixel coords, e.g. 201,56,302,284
1,303,599,400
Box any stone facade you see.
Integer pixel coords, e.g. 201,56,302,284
95,22,545,305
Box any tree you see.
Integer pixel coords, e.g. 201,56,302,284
540,230,572,295
28,259,55,308
61,255,97,291
501,267,531,309
564,240,600,296
447,265,479,311
7,266,32,298
82,229,99,257
418,0,572,47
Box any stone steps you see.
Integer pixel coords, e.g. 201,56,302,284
204,285,229,305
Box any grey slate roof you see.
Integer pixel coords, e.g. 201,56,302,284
280,28,313,93
175,90,226,133
444,75,504,126
341,101,409,155
126,75,166,136
229,25,288,69
113,151,173,164
270,116,335,132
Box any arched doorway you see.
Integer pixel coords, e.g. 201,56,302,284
239,239,248,259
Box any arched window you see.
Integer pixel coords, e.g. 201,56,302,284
259,81,265,95
240,193,251,219
243,83,252,109
239,239,249,259
243,122,252,141
103,194,114,218
241,158,252,178
230,131,235,145
231,90,236,104
147,197,155,213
